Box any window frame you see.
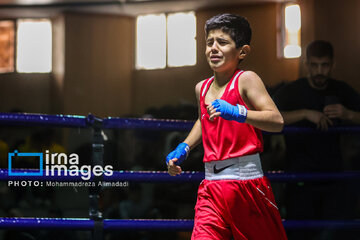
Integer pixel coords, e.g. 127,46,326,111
135,11,197,70
0,17,52,74
0,19,16,74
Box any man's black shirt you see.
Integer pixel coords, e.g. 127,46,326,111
273,78,360,171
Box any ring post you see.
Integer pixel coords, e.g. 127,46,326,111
88,114,104,240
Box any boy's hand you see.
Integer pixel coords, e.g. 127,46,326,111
165,143,189,176
209,99,247,122
165,142,190,165
207,103,221,121
167,159,182,176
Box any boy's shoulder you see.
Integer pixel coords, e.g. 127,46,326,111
196,79,207,88
195,79,208,97
238,70,261,85
238,70,258,79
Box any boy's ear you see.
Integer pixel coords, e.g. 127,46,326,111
239,45,250,60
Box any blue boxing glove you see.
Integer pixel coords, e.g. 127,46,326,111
165,142,190,166
211,99,247,123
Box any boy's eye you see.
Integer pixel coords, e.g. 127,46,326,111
206,40,214,46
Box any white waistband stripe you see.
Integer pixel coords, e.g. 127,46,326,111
205,154,263,180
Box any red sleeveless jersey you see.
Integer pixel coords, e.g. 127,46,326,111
200,70,263,162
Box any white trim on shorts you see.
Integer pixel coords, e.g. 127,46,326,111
205,153,264,180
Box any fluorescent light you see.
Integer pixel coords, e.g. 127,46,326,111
285,4,301,32
284,45,301,58
283,4,301,59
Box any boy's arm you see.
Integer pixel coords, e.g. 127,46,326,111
183,81,203,149
183,119,202,149
240,71,284,132
208,71,283,132
167,81,203,176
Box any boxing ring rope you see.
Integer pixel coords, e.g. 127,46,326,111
0,113,359,236
1,218,359,231
102,117,360,134
1,169,360,183
0,113,92,128
0,113,359,133
103,117,194,131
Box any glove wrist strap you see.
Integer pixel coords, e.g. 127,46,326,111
236,104,248,123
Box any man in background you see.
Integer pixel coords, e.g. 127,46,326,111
273,40,360,240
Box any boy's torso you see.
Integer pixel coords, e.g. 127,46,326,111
205,79,232,105
199,70,263,162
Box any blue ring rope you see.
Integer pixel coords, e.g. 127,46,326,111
102,117,360,134
0,217,93,230
283,220,360,230
0,218,359,231
103,117,194,131
107,171,360,183
1,169,360,182
0,113,91,128
104,219,194,231
0,113,359,134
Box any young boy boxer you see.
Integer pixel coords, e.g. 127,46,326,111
166,13,287,240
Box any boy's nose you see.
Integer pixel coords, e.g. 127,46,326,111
211,42,219,52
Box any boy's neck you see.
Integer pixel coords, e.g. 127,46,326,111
213,69,237,87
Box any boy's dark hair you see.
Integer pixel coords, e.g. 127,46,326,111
205,13,252,48
306,40,334,59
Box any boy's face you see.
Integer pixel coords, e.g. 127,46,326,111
205,29,242,72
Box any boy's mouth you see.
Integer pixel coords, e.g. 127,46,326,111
210,55,222,62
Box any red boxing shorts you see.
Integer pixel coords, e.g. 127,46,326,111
191,155,287,240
